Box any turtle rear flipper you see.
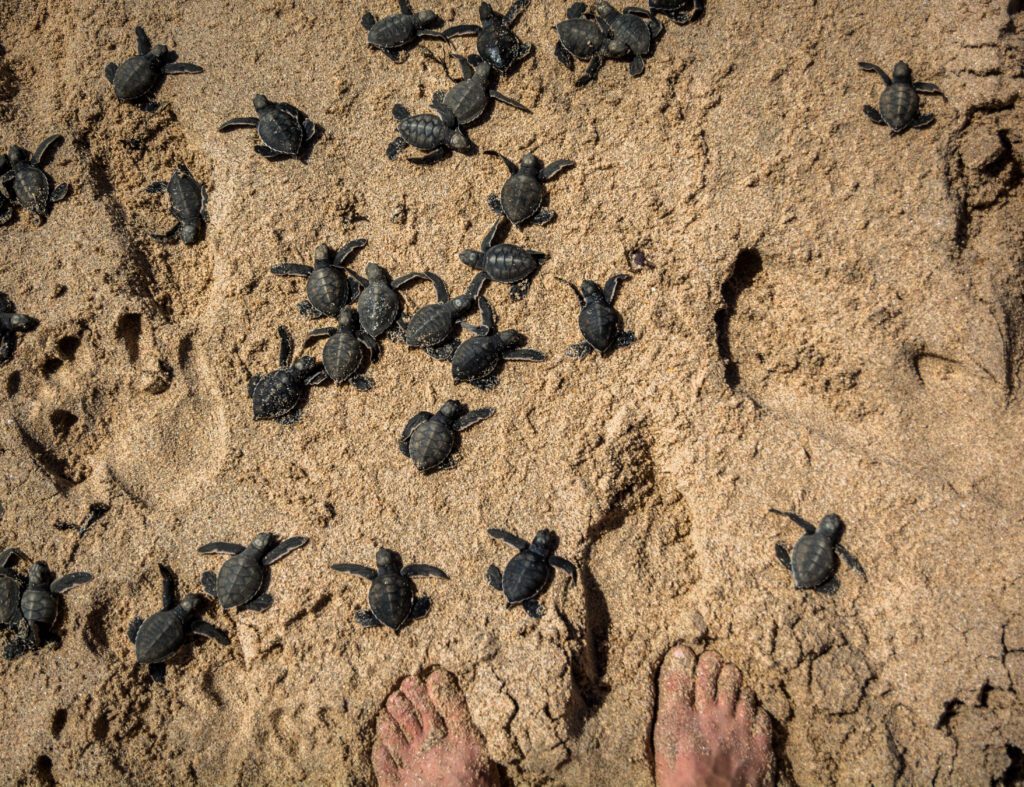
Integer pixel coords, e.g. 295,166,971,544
104,63,118,84
355,609,383,627
486,565,503,591
410,595,431,619
629,55,645,77
863,105,885,125
239,594,273,612
361,11,377,30
127,616,143,644
522,599,545,618
148,662,167,684
200,571,218,597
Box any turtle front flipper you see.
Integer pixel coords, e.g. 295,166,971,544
486,565,503,591
774,544,792,573
218,117,259,131
263,536,309,565
191,621,229,645
50,571,92,594
355,609,383,627
331,563,377,580
402,564,449,579
837,544,866,578
158,564,176,611
550,556,577,585
163,62,204,75
198,542,245,555
768,508,816,535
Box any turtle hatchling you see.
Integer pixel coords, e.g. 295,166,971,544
486,151,575,226
0,548,26,628
331,548,448,633
271,238,367,318
859,60,943,134
219,94,317,159
451,295,545,389
104,26,203,111
648,0,704,25
388,95,472,165
554,3,624,87
248,326,327,424
558,274,635,357
128,564,229,684
146,163,207,245
0,293,39,366
462,217,546,300
445,0,533,73
402,272,483,360
1,136,69,224
771,509,865,592
486,528,577,618
594,1,663,78
354,263,429,339
399,399,495,472
199,532,308,611
305,309,379,390
16,561,93,650
428,53,531,126
362,0,448,63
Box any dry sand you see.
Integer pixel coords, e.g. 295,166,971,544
1,0,1023,783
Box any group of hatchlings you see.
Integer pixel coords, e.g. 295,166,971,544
0,0,940,678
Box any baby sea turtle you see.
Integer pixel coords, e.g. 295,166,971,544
331,548,448,633
271,239,367,318
859,61,943,134
362,0,448,63
648,0,704,25
486,528,577,618
104,26,204,111
445,1,533,73
0,154,11,224
17,561,93,648
451,295,545,389
403,272,483,360
128,564,229,684
595,1,663,78
771,509,865,592
427,53,531,126
146,163,207,245
199,532,308,611
219,95,317,160
1,136,69,224
0,548,25,627
248,326,327,424
557,274,635,358
0,293,39,367
486,151,575,226
461,217,546,301
353,264,429,339
399,399,495,472
554,3,624,87
388,95,472,165
305,309,379,390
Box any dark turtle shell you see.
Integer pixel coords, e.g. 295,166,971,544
405,303,453,347
579,301,619,352
369,573,415,631
609,13,653,55
322,330,364,383
398,113,451,152
167,169,204,223
483,244,540,283
112,54,161,101
369,14,417,48
0,575,21,625
252,369,304,420
408,418,455,471
216,553,264,609
258,106,305,155
879,83,920,132
358,283,401,339
500,173,543,225
444,79,488,126
11,166,51,216
556,18,606,58
452,335,501,381
134,610,185,664
20,588,57,624
501,550,551,604
307,266,351,316
790,534,836,589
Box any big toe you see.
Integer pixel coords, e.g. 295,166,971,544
655,644,698,737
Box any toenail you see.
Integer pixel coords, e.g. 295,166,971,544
671,646,689,660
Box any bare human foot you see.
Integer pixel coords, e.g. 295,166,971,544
654,646,774,787
373,669,496,787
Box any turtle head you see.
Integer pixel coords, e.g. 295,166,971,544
413,9,442,29
180,223,200,245
530,529,558,557
313,244,332,267
818,514,844,544
581,279,603,300
341,308,360,329
292,355,319,375
438,399,463,421
448,294,475,315
594,1,615,18
497,329,526,348
7,146,27,165
459,249,484,270
474,61,494,82
375,548,402,570
479,2,498,22
151,44,169,59
253,94,270,111
365,262,388,282
448,128,472,152
8,314,39,331
27,561,49,586
251,533,274,551
892,61,911,82
605,38,630,58
519,153,541,177
180,594,201,614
